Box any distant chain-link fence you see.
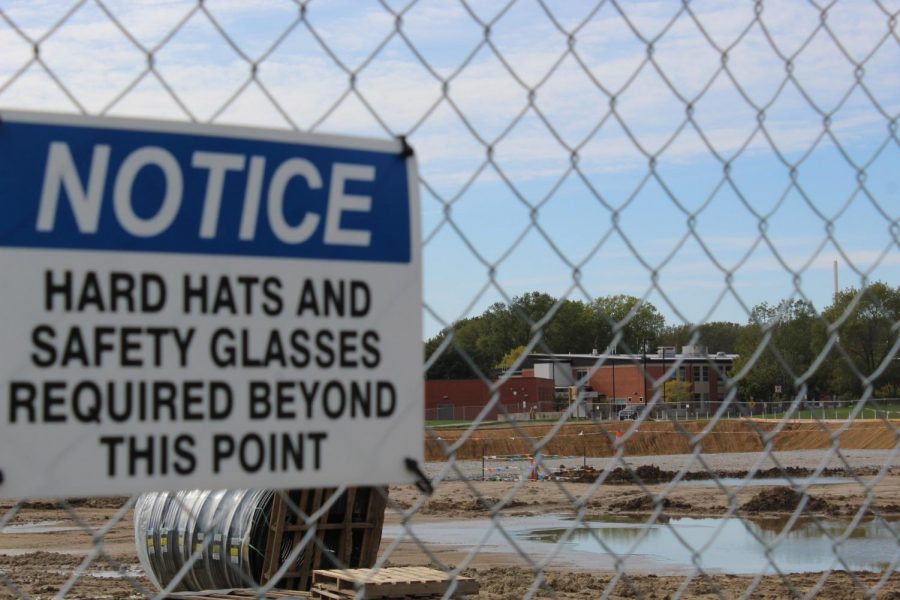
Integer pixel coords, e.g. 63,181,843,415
1,0,899,598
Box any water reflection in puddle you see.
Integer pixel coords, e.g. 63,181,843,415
531,515,897,573
0,521,81,534
683,477,852,488
88,569,142,579
385,515,898,574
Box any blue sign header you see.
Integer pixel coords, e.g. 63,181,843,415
0,113,412,263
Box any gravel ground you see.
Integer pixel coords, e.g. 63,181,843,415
425,448,900,480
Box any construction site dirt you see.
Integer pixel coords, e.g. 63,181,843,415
1,420,898,599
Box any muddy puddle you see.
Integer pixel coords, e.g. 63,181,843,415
683,477,852,488
0,521,82,534
87,569,143,579
385,515,897,574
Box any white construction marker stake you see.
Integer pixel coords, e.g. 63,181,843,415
0,111,422,499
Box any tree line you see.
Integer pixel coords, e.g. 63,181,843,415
425,283,900,401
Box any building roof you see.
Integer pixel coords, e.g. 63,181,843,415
525,350,738,367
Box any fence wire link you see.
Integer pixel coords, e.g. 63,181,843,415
0,0,899,598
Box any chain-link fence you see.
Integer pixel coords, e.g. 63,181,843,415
1,0,899,598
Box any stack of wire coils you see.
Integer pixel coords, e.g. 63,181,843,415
134,489,273,591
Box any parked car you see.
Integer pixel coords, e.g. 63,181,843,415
618,405,644,420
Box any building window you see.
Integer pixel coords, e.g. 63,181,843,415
694,366,709,382
678,367,686,381
574,368,588,382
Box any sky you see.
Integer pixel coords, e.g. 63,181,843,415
1,0,897,339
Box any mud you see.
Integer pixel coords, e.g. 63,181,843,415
741,487,831,513
0,498,131,512
386,472,900,521
555,464,878,485
3,556,896,599
427,420,899,461
608,494,692,512
1,453,898,598
465,567,900,599
409,497,535,516
0,551,149,599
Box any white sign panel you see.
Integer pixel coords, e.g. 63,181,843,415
0,111,422,498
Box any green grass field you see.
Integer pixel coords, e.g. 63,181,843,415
425,419,478,428
425,403,900,428
767,403,900,421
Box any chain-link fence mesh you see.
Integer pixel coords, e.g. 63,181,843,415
1,0,899,598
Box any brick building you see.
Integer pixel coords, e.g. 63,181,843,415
425,346,736,421
425,377,556,421
521,345,736,410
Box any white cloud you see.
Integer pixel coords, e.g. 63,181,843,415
2,0,896,173
1,0,895,331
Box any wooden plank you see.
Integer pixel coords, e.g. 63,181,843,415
287,488,311,591
361,488,387,565
311,568,478,599
282,523,375,533
259,487,388,592
260,491,288,586
311,589,443,600
310,588,350,600
338,488,356,565
299,488,326,591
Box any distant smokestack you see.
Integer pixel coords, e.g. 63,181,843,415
833,260,838,301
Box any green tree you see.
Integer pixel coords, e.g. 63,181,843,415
542,298,597,354
658,323,692,348
496,344,529,371
424,316,500,379
732,299,827,402
697,321,745,354
664,380,692,403
424,324,472,380
659,321,745,353
592,295,665,353
424,292,598,379
821,282,900,399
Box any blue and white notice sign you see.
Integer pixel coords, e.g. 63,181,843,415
0,111,422,498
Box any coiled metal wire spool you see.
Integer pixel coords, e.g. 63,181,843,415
134,489,273,591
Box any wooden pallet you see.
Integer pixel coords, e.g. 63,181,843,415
259,487,387,591
311,567,479,599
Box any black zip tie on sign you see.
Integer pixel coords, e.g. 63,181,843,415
404,457,433,496
398,135,414,158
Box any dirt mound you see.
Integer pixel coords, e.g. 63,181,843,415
741,487,830,513
610,494,691,512
556,464,681,484
605,464,670,483
470,567,607,598
418,496,533,515
427,420,898,461
462,566,896,598
6,497,131,511
0,551,84,568
556,463,864,485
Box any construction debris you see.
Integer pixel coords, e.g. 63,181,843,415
311,567,479,599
